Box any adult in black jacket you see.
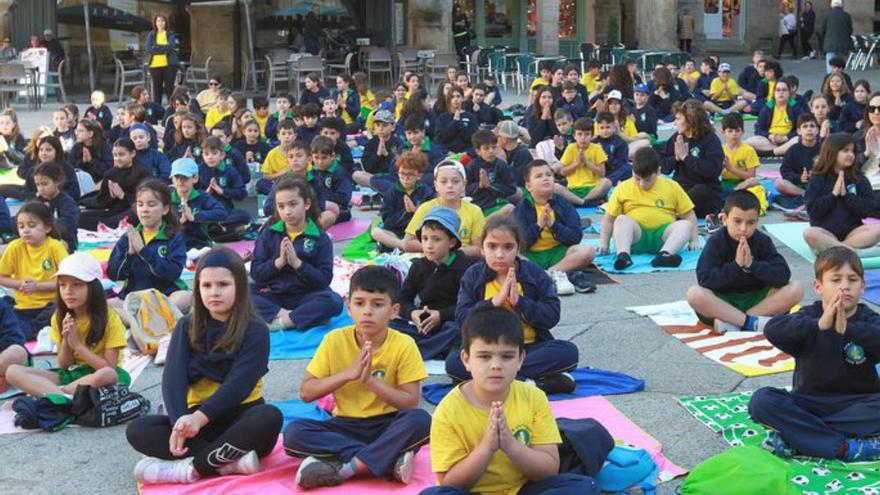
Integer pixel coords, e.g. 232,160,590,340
800,1,816,58
145,14,180,104
819,1,853,74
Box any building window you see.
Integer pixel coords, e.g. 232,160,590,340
526,0,578,38
485,0,513,38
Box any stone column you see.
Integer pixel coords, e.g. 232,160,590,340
635,0,678,51
535,0,560,55
408,0,453,52
0,0,13,40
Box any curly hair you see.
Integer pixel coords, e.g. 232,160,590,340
672,99,714,139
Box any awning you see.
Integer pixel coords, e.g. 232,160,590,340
274,3,349,17
57,3,152,32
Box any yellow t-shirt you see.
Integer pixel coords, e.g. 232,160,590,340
0,238,68,309
560,142,608,189
254,113,269,139
205,108,231,131
722,143,760,181
430,381,562,495
49,310,127,365
341,92,354,125
768,104,792,136
307,325,427,418
710,78,740,102
188,378,264,410
531,204,559,252
530,77,552,91
767,80,777,100
605,176,695,229
594,118,638,138
149,32,169,69
484,280,536,344
360,90,377,111
406,199,485,248
580,73,602,92
261,145,288,175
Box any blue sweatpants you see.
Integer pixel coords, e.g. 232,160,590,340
390,318,460,360
418,473,598,495
283,408,431,477
749,387,880,459
251,288,343,329
445,339,578,381
255,178,275,195
8,298,55,341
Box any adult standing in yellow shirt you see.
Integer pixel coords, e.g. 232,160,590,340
145,14,180,105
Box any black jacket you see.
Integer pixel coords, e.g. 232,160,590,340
805,173,874,240
398,252,472,323
820,7,854,54
696,228,791,294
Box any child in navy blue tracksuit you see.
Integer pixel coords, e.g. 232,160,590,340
318,117,355,175
166,113,205,163
773,114,821,210
169,158,228,249
435,88,478,153
234,120,272,172
401,115,447,186
465,130,516,215
210,123,251,184
554,82,587,120
359,113,403,175
132,124,171,181
447,214,579,395
749,247,880,462
197,137,251,233
250,175,343,331
309,136,352,225
370,150,435,252
594,112,632,185
107,180,191,324
297,104,320,147
803,133,880,254
265,94,294,143
31,162,79,252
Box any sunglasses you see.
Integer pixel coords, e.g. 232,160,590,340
868,105,880,114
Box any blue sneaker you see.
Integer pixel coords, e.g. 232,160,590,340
761,431,797,458
845,437,880,462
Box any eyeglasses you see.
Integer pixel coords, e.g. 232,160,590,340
868,105,880,114
398,172,420,179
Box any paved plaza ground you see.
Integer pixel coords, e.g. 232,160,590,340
0,55,871,494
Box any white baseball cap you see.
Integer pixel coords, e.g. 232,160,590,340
435,159,467,181
54,252,103,282
606,90,623,101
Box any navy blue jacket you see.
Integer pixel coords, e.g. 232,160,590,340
554,96,587,120
251,218,334,298
806,173,874,240
737,65,760,94
595,134,630,183
435,111,478,153
464,101,500,127
20,156,80,201
660,131,724,193
755,100,803,138
299,87,330,107
265,111,293,142
465,156,516,210
233,138,272,166
0,296,23,352
143,102,165,126
828,93,853,123
525,110,558,144
632,105,659,137
163,315,269,422
79,164,150,216
333,89,361,123
172,189,228,249
457,258,560,343
648,86,680,119
262,172,327,217
145,30,180,67
765,302,880,395
696,228,791,294
223,145,250,184
0,194,11,234
333,139,355,176
137,147,171,182
167,139,201,163
85,104,113,130
312,161,353,215
485,85,502,107
107,223,186,298
504,143,535,187
296,124,319,147
197,161,246,210
69,141,113,182
39,191,79,251
377,180,435,234
839,101,865,133
515,192,583,250
361,135,403,175
780,140,821,185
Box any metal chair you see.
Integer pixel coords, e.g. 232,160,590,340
0,63,33,109
290,55,324,101
365,48,393,87
487,50,515,91
395,52,421,81
325,52,354,84
579,43,597,73
183,56,212,91
114,58,146,103
265,54,291,99
515,53,536,94
640,51,669,79
463,48,482,79
425,53,459,87
241,50,266,94
34,58,67,107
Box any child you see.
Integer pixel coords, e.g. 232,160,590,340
0,108,27,156
261,141,330,220
132,85,165,126
370,150,434,252
357,109,403,179
803,133,880,254
580,60,604,97
465,129,516,215
720,113,762,194
593,111,632,185
450,214,578,394
516,160,596,294
204,88,231,131
297,103,320,146
435,87,478,153
749,247,880,462
32,162,79,252
233,119,271,171
69,118,113,182
632,84,659,140
6,252,128,397
251,175,343,331
167,113,206,163
496,120,534,186
736,51,764,100
539,109,574,166
464,84,500,127
108,179,190,326
131,123,170,181
605,90,652,159
79,137,150,230
0,298,26,392
405,161,485,258
169,158,228,249
402,115,446,183
15,134,81,201
704,62,748,115
809,94,838,141
688,190,804,334
556,117,611,207
423,306,601,495
0,202,68,339
251,96,270,138
319,116,356,174
354,71,376,118
300,72,331,107
322,96,340,120
553,81,587,120
84,90,112,130
310,135,352,226
258,120,297,194
197,136,251,231
52,107,75,152
823,72,852,123
774,114,821,210
210,121,250,184
601,147,699,270
746,80,802,157
334,74,361,127
839,80,870,133
751,60,782,115
264,93,294,143
127,247,283,484
394,207,471,359
284,265,431,488
108,105,130,144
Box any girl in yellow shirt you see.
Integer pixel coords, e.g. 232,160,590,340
745,79,800,157
606,92,652,159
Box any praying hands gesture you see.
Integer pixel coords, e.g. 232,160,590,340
60,313,78,349
833,170,847,197
866,127,880,158
411,306,441,334
344,340,373,382
800,167,810,184
127,226,144,254
539,205,555,229
479,169,490,189
479,402,517,454
674,135,689,161
82,146,92,163
818,289,848,336
403,194,416,213
735,236,752,269
107,180,125,200
179,201,195,224
491,270,519,308
208,177,224,196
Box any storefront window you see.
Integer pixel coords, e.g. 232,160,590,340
526,0,578,38
485,0,513,38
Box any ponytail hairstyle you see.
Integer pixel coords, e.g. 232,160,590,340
31,161,67,187
135,179,179,237
337,74,357,94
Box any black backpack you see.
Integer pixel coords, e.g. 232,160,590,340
71,384,151,427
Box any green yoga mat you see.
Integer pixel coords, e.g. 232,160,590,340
679,392,880,494
764,222,880,269
342,225,380,261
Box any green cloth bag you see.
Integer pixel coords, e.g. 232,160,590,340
680,446,802,495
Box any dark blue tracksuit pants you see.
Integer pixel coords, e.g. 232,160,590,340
445,339,578,381
256,178,275,195
390,319,461,360
749,387,880,459
283,408,431,477
251,288,343,329
419,473,599,495
7,296,55,341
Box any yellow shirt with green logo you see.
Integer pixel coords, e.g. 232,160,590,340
530,204,559,252
430,381,561,495
307,325,427,418
406,199,485,248
484,279,537,344
580,73,602,92
769,104,793,137
0,238,68,309
560,142,608,189
722,143,760,181
50,310,127,365
594,118,638,138
261,145,288,175
710,78,740,102
605,175,695,229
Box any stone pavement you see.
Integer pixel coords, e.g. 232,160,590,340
0,55,875,494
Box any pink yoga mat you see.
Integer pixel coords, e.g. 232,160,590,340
221,240,256,258
865,218,880,225
327,219,372,242
759,170,781,179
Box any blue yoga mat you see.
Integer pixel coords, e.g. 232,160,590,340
269,311,353,360
421,367,645,405
864,270,880,306
576,206,602,217
581,238,704,274
274,398,331,430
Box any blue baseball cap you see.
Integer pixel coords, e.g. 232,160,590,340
634,83,649,94
170,158,199,178
419,206,462,248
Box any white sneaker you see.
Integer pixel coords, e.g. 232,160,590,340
753,316,772,334
392,450,415,484
549,270,575,296
801,55,811,60
713,318,740,334
217,450,261,476
134,457,199,484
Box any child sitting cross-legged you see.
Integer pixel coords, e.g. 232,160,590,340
555,117,611,207
419,306,603,495
687,190,804,334
465,129,517,216
309,135,353,226
370,150,435,252
593,111,632,185
749,247,880,463
773,113,821,213
515,159,596,296
720,113,761,195
169,158,228,250
284,265,432,489
599,147,700,270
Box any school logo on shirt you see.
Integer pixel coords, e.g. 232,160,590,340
324,176,333,188
609,145,616,153
219,176,228,187
513,426,531,445
844,342,867,365
303,238,315,253
655,198,666,208
42,259,53,271
371,369,386,380
690,147,700,157
737,160,746,168
158,246,168,257
847,184,857,195
640,114,646,122
460,227,469,239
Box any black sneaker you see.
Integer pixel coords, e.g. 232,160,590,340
580,217,592,229
614,252,633,271
536,372,576,394
651,251,683,267
567,271,597,293
295,456,343,489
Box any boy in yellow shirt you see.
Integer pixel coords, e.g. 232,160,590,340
556,117,611,207
420,306,603,495
599,147,699,270
704,63,747,115
285,266,431,489
719,113,767,215
256,120,297,194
